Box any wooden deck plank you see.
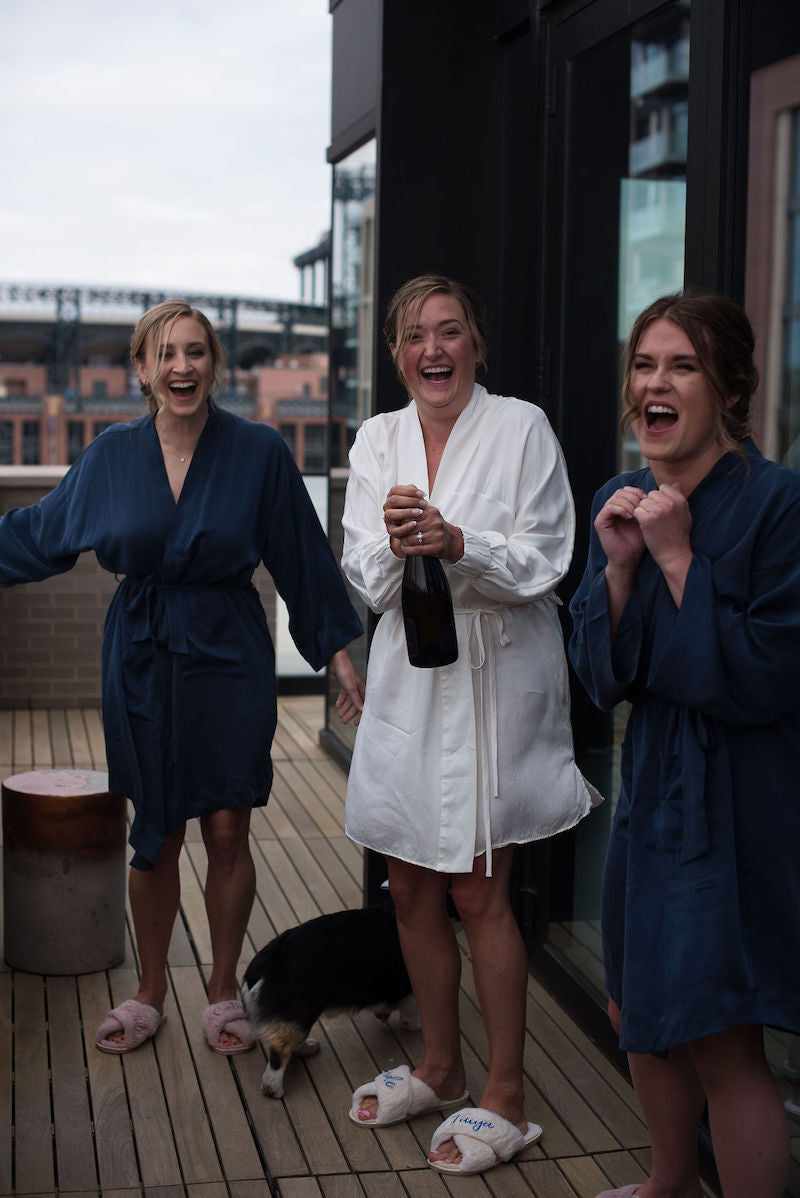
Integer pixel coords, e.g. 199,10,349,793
47,975,100,1192
266,839,326,926
108,968,184,1188
317,1176,370,1198
155,972,226,1185
230,1048,312,1179
0,972,11,1194
283,836,355,914
516,1159,585,1196
296,836,363,909
168,966,267,1184
357,1174,408,1198
48,708,72,768
66,707,94,768
78,971,141,1191
31,708,53,768
278,1179,323,1198
0,710,13,771
278,760,344,839
13,972,56,1194
272,762,328,840
180,842,215,966
565,1149,646,1196
83,706,107,768
12,709,33,773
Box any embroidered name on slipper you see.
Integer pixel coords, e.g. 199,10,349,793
446,1112,496,1134
381,1070,406,1089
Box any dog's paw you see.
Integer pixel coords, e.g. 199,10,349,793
260,1069,285,1099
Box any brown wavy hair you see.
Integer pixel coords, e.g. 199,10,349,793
384,274,488,393
130,301,227,416
620,292,758,455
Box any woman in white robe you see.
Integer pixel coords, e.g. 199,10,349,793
341,275,600,1174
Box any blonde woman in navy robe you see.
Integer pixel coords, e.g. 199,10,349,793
0,301,364,1055
342,276,600,1174
569,293,800,1198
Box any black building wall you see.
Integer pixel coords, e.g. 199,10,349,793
328,0,800,1031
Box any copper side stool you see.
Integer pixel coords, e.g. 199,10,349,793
2,769,127,974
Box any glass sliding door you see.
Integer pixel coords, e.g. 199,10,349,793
539,1,690,1008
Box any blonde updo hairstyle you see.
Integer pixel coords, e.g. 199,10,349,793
620,291,757,455
131,300,227,416
384,274,488,395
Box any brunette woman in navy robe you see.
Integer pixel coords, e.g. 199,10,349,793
0,302,364,1055
569,293,800,1198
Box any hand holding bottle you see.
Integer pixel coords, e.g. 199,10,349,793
383,484,464,562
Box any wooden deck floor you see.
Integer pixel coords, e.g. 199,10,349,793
0,697,796,1198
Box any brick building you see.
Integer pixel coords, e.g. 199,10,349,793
0,283,341,473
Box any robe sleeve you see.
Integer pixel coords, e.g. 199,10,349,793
568,483,645,710
341,423,405,612
570,466,800,726
260,438,363,670
449,409,575,604
0,442,106,586
646,497,800,725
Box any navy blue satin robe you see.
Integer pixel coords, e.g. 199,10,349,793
569,442,800,1054
0,407,362,869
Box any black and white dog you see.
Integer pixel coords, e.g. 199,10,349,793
242,904,418,1097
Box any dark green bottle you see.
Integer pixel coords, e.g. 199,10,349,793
401,555,459,668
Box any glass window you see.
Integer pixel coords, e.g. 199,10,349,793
619,6,690,472
67,420,85,464
21,420,40,465
546,2,690,1005
303,424,327,473
0,422,13,464
279,422,296,457
330,140,376,469
327,138,375,751
780,111,800,470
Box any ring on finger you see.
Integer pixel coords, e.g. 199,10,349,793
416,531,424,544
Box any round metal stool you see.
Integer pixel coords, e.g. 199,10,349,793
2,769,127,974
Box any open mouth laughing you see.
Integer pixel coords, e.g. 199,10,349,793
169,381,199,398
421,366,453,383
643,402,678,431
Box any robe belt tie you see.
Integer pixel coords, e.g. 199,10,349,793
677,706,715,864
457,609,511,878
120,575,252,655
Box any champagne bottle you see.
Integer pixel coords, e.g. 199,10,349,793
401,554,459,668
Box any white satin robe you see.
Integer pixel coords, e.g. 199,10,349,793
342,385,601,875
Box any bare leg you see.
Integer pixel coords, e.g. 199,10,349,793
200,806,256,1047
606,1000,704,1198
101,824,185,1044
353,858,465,1122
689,1025,788,1198
430,845,529,1166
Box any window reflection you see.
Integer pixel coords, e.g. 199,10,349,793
549,3,690,1005
781,112,800,470
326,140,376,752
619,6,689,473
330,141,377,468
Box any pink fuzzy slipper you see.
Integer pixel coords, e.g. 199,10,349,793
95,999,166,1054
594,1186,642,1197
202,1000,255,1055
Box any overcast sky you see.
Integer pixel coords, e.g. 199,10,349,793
1,0,332,302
